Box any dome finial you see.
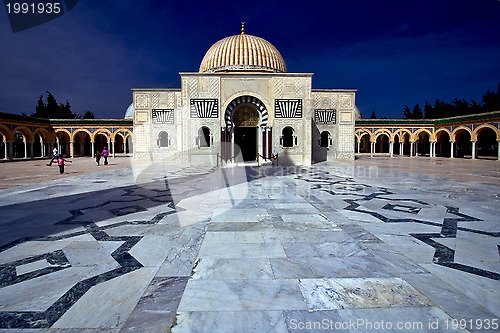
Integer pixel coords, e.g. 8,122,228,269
241,22,245,35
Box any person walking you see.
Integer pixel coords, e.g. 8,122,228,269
47,146,58,166
102,147,109,166
57,156,71,174
95,151,101,166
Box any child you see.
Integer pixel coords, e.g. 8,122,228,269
95,151,101,166
57,156,72,174
102,147,109,165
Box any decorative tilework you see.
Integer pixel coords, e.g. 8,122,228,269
135,94,149,109
152,109,174,124
151,94,159,109
315,109,336,124
275,99,302,118
190,99,218,118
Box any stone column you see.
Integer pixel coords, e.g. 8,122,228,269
123,141,127,154
70,141,75,158
370,141,374,157
8,141,13,160
91,142,95,158
357,141,361,154
24,141,28,159
410,142,414,157
497,140,500,161
389,141,394,157
112,141,116,158
471,140,476,160
415,141,419,156
399,142,403,156
450,141,454,158
29,142,34,159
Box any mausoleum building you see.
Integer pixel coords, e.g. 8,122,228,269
131,26,357,165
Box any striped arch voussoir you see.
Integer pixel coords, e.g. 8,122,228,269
224,96,268,127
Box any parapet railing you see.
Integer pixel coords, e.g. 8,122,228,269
257,153,278,166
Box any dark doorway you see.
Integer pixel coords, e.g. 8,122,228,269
234,127,257,161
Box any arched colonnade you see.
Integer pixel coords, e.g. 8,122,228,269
355,113,500,160
0,114,133,160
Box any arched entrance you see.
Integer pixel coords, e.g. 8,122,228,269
233,106,259,161
223,95,270,162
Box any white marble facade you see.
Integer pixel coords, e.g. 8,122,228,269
132,32,356,165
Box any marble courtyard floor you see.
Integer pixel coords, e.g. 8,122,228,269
0,157,498,332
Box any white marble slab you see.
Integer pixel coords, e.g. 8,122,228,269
178,279,308,311
197,242,286,259
172,310,287,333
299,277,432,310
192,258,274,280
52,267,157,329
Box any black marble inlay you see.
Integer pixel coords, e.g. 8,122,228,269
0,250,70,288
0,193,179,328
382,203,421,215
110,205,147,216
292,172,499,282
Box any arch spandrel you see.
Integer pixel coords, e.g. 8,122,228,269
0,124,12,141
54,128,72,140
112,128,133,141
473,123,500,141
12,126,34,142
451,126,473,142
393,128,412,142
413,128,433,141
71,128,92,142
373,128,393,142
355,128,372,141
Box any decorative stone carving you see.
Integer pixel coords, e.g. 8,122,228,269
340,94,354,110
274,78,283,98
151,94,159,109
189,78,199,98
135,94,149,109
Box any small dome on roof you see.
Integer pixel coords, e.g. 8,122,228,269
124,103,133,119
354,106,362,120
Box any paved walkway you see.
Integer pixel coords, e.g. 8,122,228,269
0,157,498,332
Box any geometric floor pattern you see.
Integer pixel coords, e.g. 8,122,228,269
0,161,498,332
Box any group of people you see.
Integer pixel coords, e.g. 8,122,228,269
47,146,110,174
47,147,71,174
95,147,109,166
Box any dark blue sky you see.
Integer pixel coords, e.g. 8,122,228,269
1,0,499,119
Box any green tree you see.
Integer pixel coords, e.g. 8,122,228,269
482,82,500,112
412,103,423,119
403,105,412,119
83,111,95,119
424,101,434,119
31,92,80,119
34,95,48,118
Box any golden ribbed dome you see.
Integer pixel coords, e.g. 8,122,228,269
199,33,287,73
